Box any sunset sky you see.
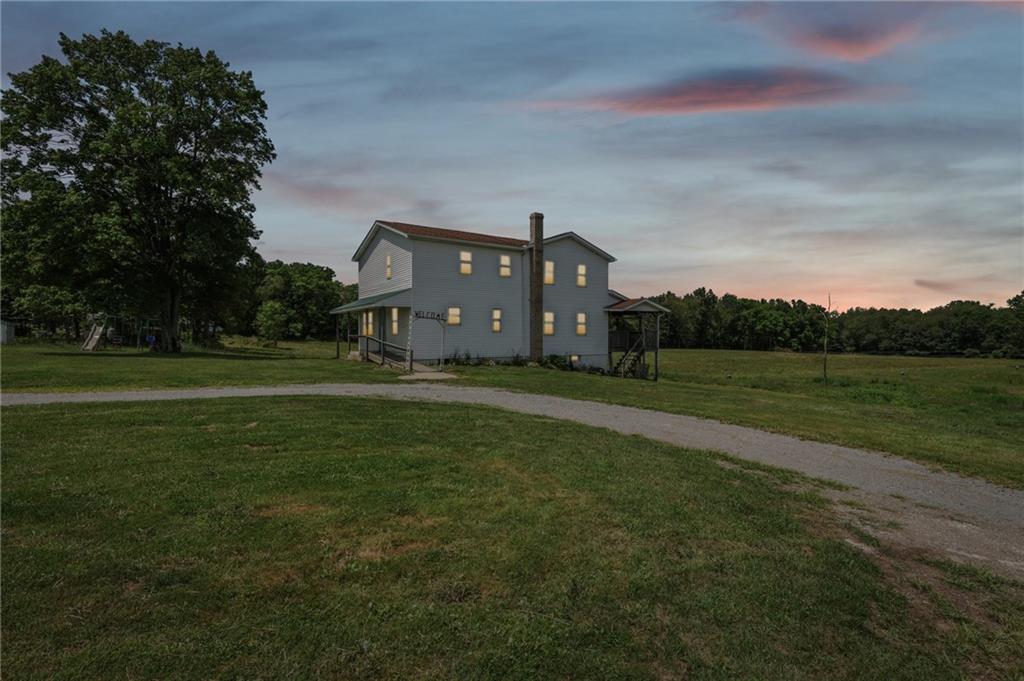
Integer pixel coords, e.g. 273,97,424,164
3,1,1022,310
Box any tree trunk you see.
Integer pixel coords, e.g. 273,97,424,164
160,285,182,352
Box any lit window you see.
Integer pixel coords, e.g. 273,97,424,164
543,311,554,336
544,260,554,285
491,308,502,333
459,250,472,275
386,254,392,280
391,307,399,336
364,310,374,337
576,264,587,287
576,312,587,336
499,254,511,278
448,306,461,326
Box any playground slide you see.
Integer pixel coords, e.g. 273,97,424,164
81,323,105,351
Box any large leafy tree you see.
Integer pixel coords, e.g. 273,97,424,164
255,261,353,340
1,30,275,350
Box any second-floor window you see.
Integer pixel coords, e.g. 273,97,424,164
576,264,587,287
544,260,554,285
576,312,587,336
448,306,462,325
543,311,554,335
386,254,392,280
491,308,502,333
459,250,472,275
391,307,399,336
499,254,511,278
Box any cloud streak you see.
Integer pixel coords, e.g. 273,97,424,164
532,68,887,116
786,23,921,62
723,3,931,62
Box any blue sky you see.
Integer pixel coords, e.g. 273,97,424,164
3,1,1022,309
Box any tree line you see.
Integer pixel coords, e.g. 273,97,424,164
652,288,1024,358
2,255,357,344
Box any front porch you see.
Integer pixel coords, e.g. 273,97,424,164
329,288,413,370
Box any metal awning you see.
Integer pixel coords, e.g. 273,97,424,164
329,288,411,314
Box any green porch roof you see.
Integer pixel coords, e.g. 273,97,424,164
329,288,411,314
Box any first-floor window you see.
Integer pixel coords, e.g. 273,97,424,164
543,311,554,336
491,308,502,333
576,312,587,336
448,306,462,325
364,310,374,337
391,307,399,336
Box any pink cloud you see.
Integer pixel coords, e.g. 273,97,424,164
973,0,1024,13
725,4,933,62
532,68,887,117
786,23,922,62
263,172,446,220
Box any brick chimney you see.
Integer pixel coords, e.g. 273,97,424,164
529,212,544,361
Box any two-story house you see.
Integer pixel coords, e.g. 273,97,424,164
331,213,667,374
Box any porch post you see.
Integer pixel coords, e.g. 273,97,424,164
335,314,340,359
607,313,612,371
347,313,352,355
379,306,386,365
654,313,660,382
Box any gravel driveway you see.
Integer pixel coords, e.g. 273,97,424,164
5,383,1023,578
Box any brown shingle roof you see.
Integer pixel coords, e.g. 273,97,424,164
605,298,645,311
377,220,528,248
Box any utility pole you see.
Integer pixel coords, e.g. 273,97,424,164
822,292,831,384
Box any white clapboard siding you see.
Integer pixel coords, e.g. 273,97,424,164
358,230,412,298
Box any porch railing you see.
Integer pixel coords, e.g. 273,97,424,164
349,333,411,369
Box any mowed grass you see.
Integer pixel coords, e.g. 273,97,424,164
3,397,1021,680
4,342,1022,486
0,337,395,392
456,350,1024,488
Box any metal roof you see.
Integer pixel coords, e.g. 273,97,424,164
605,297,670,314
329,288,411,314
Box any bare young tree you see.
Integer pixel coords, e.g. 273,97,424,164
822,293,832,383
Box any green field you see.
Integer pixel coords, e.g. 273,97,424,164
2,342,1021,486
0,338,393,392
456,351,1024,488
3,397,1021,680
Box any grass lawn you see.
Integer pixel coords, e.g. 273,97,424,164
455,350,1024,488
0,337,396,392
3,397,1021,679
4,341,1022,486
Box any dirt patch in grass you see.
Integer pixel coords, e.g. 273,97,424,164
396,514,447,529
808,507,1024,680
257,565,304,589
355,538,437,561
254,500,328,518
